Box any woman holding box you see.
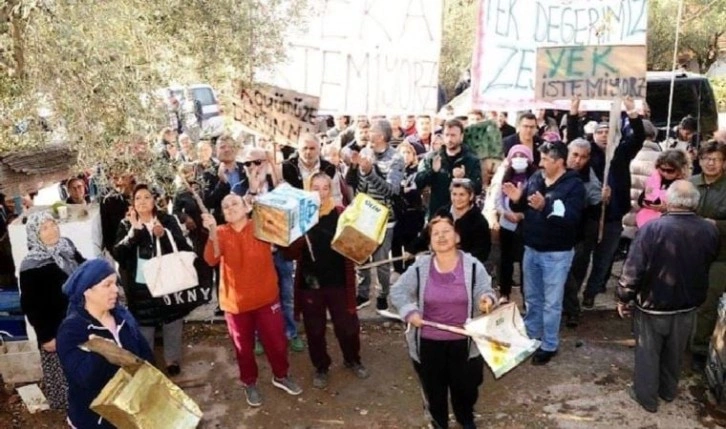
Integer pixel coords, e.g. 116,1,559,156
391,212,495,429
282,172,368,389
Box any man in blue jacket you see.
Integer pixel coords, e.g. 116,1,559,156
503,141,585,365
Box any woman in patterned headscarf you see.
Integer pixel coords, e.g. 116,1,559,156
19,211,85,410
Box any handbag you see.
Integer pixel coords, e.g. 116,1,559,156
142,229,199,298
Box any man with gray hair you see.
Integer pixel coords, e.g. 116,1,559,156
562,137,603,327
346,119,405,311
617,180,719,413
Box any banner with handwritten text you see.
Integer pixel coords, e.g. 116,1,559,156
257,0,443,114
233,84,320,147
535,45,647,101
472,0,648,109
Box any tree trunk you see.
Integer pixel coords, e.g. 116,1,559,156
11,14,26,79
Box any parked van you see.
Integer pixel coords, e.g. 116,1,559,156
646,71,719,142
159,84,225,138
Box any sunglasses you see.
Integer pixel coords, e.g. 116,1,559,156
242,160,264,167
658,166,676,174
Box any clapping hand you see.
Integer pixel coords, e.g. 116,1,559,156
527,192,545,211
501,182,523,202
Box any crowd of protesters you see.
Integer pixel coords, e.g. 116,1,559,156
2,93,725,427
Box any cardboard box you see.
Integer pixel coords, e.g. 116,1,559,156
252,184,320,247
331,194,390,264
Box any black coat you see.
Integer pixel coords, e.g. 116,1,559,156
112,212,196,326
407,205,491,264
100,191,131,252
19,252,85,346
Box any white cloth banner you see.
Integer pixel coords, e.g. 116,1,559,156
471,0,649,110
258,0,443,114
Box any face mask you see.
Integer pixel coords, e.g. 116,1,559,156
511,157,529,172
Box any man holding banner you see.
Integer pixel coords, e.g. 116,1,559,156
573,98,646,308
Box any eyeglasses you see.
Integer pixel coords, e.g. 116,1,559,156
700,156,724,164
242,160,264,167
658,166,676,174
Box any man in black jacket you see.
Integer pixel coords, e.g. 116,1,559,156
617,180,719,413
503,141,585,365
502,113,544,166
567,97,645,308
282,133,343,204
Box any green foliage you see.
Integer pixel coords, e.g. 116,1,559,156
711,77,726,112
0,0,307,175
439,0,477,101
647,0,726,73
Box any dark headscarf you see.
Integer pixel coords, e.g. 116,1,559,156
61,259,132,321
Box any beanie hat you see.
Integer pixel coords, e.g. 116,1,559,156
506,144,534,163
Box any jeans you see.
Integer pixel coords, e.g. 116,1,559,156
523,246,575,352
583,220,623,298
358,225,394,300
274,250,297,339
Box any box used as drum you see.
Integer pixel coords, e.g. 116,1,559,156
252,184,320,247
331,194,390,264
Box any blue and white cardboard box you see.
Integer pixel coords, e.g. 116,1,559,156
252,183,320,247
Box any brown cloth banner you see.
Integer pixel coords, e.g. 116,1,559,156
234,83,320,147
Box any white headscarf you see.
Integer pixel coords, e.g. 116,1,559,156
19,211,79,276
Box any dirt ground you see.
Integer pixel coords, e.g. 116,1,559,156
2,307,725,429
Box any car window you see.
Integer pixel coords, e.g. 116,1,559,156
192,88,216,106
647,80,701,128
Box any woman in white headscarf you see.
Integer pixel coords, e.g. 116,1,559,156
19,211,85,410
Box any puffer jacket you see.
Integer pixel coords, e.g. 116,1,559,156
622,140,661,239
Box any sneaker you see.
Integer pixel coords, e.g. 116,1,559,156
254,340,264,356
565,314,580,329
244,384,262,407
582,296,595,309
356,296,371,310
531,348,557,366
312,370,329,389
272,376,303,396
376,297,389,311
289,336,305,353
344,361,370,379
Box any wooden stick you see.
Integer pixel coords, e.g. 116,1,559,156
598,96,623,242
421,320,512,348
184,179,219,256
357,254,412,270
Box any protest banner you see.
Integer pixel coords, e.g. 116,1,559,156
471,0,648,110
233,84,320,147
257,0,443,114
535,45,647,101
